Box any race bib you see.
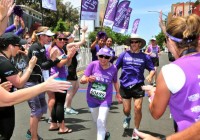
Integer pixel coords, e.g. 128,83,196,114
150,52,156,57
90,82,107,100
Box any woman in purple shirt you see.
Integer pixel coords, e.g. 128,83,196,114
80,47,122,140
143,14,200,137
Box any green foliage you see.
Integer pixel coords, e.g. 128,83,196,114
155,31,166,50
53,19,68,32
15,0,79,29
88,27,130,45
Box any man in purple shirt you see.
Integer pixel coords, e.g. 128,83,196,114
115,34,155,140
90,31,107,61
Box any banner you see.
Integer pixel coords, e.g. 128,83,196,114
42,0,57,11
131,18,140,34
81,0,98,20
112,0,130,34
103,0,119,28
122,7,132,33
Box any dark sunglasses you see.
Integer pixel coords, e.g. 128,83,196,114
130,40,140,44
98,55,110,59
58,38,67,41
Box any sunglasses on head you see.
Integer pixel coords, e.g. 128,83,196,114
58,38,67,41
98,55,110,59
130,40,140,44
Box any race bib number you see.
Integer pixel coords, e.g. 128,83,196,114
90,82,107,100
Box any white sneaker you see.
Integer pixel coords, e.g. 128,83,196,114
123,116,131,129
65,108,79,115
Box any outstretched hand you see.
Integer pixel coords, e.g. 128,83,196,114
159,10,166,34
134,130,160,140
74,24,79,31
45,73,72,93
7,0,15,17
81,26,88,33
0,0,15,21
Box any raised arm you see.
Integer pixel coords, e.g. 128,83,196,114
71,24,79,37
0,73,72,107
159,10,166,35
0,0,15,35
67,26,88,48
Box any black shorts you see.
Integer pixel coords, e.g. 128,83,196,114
67,71,78,80
120,83,145,99
151,57,159,67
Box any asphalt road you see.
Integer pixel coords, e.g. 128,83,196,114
11,52,174,140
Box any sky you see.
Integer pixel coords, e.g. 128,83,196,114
63,0,196,42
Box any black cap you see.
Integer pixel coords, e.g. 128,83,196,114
0,33,26,48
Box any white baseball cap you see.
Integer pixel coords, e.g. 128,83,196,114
36,30,55,36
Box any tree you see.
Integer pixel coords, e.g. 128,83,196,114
53,19,68,32
88,27,130,45
155,31,166,50
15,0,79,30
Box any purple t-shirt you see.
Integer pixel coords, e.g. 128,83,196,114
84,60,117,107
147,45,160,58
169,53,200,131
91,45,101,61
115,51,154,88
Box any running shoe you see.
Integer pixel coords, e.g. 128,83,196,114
26,129,43,140
153,82,156,87
131,131,139,140
65,108,79,115
123,115,131,129
104,132,110,140
47,117,52,124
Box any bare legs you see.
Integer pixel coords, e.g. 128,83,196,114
65,80,79,113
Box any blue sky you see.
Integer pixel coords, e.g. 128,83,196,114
63,0,196,42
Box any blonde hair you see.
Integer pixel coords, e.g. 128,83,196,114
31,26,49,43
63,32,71,37
166,14,200,49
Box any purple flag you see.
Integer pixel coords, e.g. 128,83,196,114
103,0,119,28
122,7,132,33
112,0,130,33
131,18,140,34
81,0,98,20
42,0,57,11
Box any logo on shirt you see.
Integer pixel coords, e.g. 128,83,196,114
4,70,14,75
107,72,112,76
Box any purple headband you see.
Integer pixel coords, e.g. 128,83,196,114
166,32,182,43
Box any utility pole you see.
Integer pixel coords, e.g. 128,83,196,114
189,0,191,15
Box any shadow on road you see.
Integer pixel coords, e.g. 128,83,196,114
122,128,165,138
109,101,121,113
75,107,90,114
64,117,90,124
67,124,91,132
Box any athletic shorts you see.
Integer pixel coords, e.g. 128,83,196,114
120,83,145,99
25,82,47,117
67,71,78,80
151,57,159,67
